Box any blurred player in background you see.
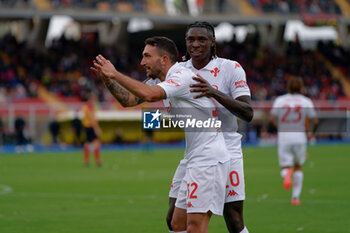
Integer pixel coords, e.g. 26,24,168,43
168,21,252,233
270,76,318,205
81,92,102,167
92,36,231,233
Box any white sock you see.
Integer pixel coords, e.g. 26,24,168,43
240,226,249,233
174,231,187,233
292,170,303,199
280,168,288,178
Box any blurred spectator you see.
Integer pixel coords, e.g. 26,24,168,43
14,116,26,147
308,0,322,14
14,116,33,152
71,113,82,146
187,0,203,16
114,128,124,144
49,117,61,145
165,0,182,15
217,0,225,13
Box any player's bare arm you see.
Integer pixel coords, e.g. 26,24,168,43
190,75,253,122
93,55,166,102
91,60,145,107
104,78,145,106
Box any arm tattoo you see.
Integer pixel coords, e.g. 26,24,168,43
103,78,131,105
135,97,145,105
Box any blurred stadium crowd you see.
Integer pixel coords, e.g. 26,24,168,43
1,31,349,104
249,0,343,14
0,0,145,11
0,0,346,15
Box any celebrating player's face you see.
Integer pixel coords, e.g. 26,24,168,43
186,27,214,62
140,45,163,79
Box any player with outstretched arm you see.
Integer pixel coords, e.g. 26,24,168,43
92,36,231,233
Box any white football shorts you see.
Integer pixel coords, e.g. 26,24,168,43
278,143,307,167
175,161,230,216
169,158,246,203
169,159,187,198
225,158,246,203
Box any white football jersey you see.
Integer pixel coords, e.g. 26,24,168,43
145,78,171,108
180,58,251,158
157,62,230,167
270,93,317,144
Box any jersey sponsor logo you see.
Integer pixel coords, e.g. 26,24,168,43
227,189,238,197
143,110,161,129
166,79,180,86
234,80,247,88
235,63,241,69
210,67,220,77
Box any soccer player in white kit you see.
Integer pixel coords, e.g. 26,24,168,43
92,36,232,232
169,22,253,233
270,76,318,205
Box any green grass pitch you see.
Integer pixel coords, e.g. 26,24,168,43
0,144,349,233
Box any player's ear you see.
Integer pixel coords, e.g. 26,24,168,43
160,55,169,64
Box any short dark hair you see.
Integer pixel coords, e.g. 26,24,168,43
184,21,217,61
145,36,179,63
287,76,303,94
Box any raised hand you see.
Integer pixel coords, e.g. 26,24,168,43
91,54,118,80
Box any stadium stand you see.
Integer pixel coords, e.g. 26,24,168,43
1,32,349,103
243,0,343,15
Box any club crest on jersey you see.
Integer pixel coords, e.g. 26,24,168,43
143,110,161,129
210,67,220,77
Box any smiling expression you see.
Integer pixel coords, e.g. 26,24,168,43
185,27,215,67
